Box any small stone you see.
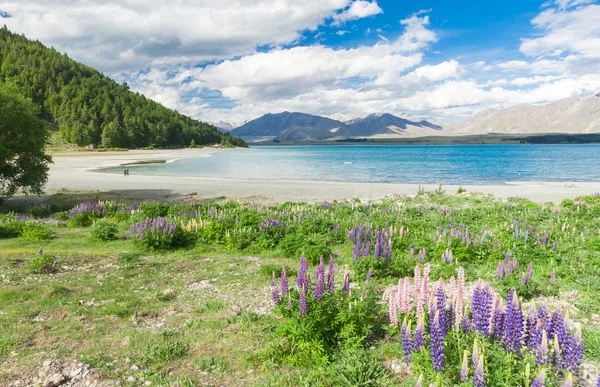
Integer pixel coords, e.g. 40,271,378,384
42,373,64,387
130,365,139,371
43,360,52,367
127,376,136,382
144,382,152,386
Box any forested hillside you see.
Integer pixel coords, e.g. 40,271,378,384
0,27,246,149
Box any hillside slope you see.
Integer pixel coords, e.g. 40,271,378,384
0,27,246,149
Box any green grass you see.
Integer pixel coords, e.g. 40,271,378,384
1,191,600,385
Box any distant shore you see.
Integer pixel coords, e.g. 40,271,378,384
38,149,600,204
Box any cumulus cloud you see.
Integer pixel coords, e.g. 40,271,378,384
0,0,366,71
332,0,383,26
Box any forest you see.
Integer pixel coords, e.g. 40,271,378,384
0,27,246,149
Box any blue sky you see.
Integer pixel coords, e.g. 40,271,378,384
2,0,600,123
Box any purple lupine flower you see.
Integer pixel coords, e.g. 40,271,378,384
525,304,537,347
430,310,445,372
366,269,372,283
410,244,415,260
532,369,545,387
414,314,427,351
497,261,505,280
327,258,335,293
552,238,558,251
460,350,469,382
461,314,471,335
596,374,599,387
400,318,413,362
314,257,325,301
297,254,308,289
352,240,361,260
435,280,447,337
299,285,307,317
550,270,556,282
474,357,486,387
551,334,561,368
472,281,493,338
502,288,523,353
536,330,549,365
568,325,584,372
526,263,533,280
39,248,43,255
543,231,549,246
281,266,289,300
271,273,280,305
343,270,350,295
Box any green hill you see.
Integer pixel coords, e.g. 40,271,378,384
0,26,246,149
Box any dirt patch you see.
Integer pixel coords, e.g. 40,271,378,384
8,360,113,387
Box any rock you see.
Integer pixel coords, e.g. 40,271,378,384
127,376,136,382
144,382,152,386
43,373,64,387
130,365,139,371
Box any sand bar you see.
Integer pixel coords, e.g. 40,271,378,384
42,149,600,203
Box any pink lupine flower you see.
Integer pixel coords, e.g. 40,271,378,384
455,267,465,329
402,277,412,313
422,263,431,305
449,276,456,300
388,288,398,328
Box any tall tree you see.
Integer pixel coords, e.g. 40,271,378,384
0,84,51,198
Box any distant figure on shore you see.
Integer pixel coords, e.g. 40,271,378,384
124,169,130,176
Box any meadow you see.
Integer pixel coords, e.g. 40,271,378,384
1,190,600,386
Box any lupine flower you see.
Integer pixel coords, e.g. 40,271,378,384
550,270,556,282
299,285,307,317
460,350,469,382
415,374,423,387
400,318,413,362
430,310,445,372
327,257,335,293
410,244,415,260
562,373,573,387
297,254,309,290
414,313,427,351
343,269,350,295
271,273,280,305
552,334,561,368
314,257,325,301
455,267,465,329
281,266,288,299
366,269,372,283
596,374,599,387
526,263,533,280
435,279,447,337
388,288,398,328
422,263,431,305
536,330,549,365
472,340,480,367
474,357,486,387
497,261,505,280
472,281,493,338
532,369,546,387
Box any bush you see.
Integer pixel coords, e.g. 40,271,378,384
0,220,23,239
226,227,257,251
28,253,56,274
281,234,332,264
127,218,191,251
68,202,105,227
269,257,384,366
117,252,141,265
90,219,119,241
28,204,51,219
139,201,171,218
54,211,69,221
21,223,53,241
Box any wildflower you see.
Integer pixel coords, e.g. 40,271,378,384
550,270,556,283
455,267,465,329
472,281,493,338
415,374,423,387
474,357,485,387
526,263,533,280
271,273,280,305
460,350,469,382
497,261,505,280
299,285,307,317
343,269,350,295
296,253,308,289
366,269,372,283
281,266,288,299
472,340,480,367
532,369,546,387
414,313,427,351
401,318,413,362
435,279,447,337
410,244,415,260
388,288,398,328
327,257,335,293
430,310,445,372
536,330,548,365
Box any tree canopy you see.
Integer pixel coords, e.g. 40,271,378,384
0,84,51,198
0,27,247,149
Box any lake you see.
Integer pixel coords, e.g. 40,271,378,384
104,145,600,185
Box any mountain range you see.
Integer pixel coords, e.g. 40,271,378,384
224,93,600,142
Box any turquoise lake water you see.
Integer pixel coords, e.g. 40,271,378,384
109,145,600,185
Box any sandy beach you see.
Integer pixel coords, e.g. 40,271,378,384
40,148,600,203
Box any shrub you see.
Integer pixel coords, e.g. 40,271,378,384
269,256,384,366
28,252,56,274
281,234,332,264
226,227,257,251
21,223,53,241
139,201,171,218
127,218,190,251
54,211,69,221
68,202,105,227
0,220,23,239
90,219,119,241
28,204,51,219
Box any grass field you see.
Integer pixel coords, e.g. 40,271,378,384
1,191,600,386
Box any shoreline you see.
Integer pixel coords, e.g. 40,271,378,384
39,149,600,203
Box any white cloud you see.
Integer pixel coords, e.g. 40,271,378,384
336,30,349,36
0,0,368,71
332,0,383,26
553,0,595,10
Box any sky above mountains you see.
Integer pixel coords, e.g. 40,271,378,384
1,0,600,123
